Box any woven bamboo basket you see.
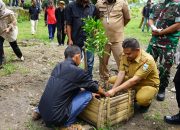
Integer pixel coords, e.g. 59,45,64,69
79,89,135,128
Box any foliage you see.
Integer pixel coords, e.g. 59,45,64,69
82,17,108,58
23,0,32,9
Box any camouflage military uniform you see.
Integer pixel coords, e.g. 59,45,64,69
150,2,164,21
146,0,180,92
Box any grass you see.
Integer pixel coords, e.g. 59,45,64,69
17,13,56,44
143,112,163,122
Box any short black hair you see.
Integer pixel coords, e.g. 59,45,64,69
64,45,81,58
122,38,140,49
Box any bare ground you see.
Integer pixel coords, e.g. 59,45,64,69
0,41,180,130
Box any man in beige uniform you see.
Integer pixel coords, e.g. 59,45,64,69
107,38,159,112
96,0,131,86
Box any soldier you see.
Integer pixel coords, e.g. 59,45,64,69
107,38,160,113
146,0,180,101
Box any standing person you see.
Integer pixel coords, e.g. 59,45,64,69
32,45,107,129
20,0,25,8
65,0,98,77
12,0,18,6
96,0,131,86
146,0,180,101
55,0,66,46
46,0,56,40
0,0,24,68
142,1,151,32
164,64,180,124
29,0,40,35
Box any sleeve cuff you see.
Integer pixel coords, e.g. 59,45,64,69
175,17,180,23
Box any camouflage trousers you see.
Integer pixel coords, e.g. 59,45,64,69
146,39,178,91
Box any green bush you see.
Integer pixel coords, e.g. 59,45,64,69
82,17,108,57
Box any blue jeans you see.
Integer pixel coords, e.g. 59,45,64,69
48,24,56,40
86,51,94,78
142,17,149,32
64,91,92,126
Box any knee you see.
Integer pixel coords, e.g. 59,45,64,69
136,94,152,107
83,91,92,102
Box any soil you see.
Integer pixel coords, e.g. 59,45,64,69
0,40,180,130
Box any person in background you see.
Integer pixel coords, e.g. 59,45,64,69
32,45,107,129
46,0,56,41
55,0,66,46
12,0,18,6
142,1,151,32
29,0,40,35
0,0,24,68
20,0,25,8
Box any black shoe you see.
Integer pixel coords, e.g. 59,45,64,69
134,103,150,113
164,113,180,124
157,90,165,101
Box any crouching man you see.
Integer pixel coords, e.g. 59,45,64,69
107,38,160,112
32,45,107,129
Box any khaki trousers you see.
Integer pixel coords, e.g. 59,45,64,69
99,42,123,81
136,86,158,106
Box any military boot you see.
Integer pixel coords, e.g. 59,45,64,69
156,88,165,101
164,112,180,124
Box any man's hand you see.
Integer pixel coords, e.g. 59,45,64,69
106,89,116,97
3,27,11,33
92,93,101,99
68,39,73,46
152,30,163,36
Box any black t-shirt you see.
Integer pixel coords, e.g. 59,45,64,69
65,2,98,48
38,58,98,126
29,6,40,20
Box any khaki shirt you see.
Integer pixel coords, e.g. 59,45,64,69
96,0,130,43
119,50,160,88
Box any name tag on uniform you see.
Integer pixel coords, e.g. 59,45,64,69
143,63,149,71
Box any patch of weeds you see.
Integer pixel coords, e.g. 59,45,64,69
25,120,44,130
0,63,16,76
18,65,30,74
143,112,163,122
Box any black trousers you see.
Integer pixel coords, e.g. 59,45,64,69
174,64,180,108
0,36,22,65
57,25,66,45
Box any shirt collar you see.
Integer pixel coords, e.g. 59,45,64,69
134,49,142,63
65,58,77,66
76,2,90,7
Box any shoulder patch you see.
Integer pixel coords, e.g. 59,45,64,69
143,63,149,71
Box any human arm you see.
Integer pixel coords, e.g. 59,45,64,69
152,22,180,36
65,5,73,45
66,25,73,45
107,76,142,96
4,14,17,33
112,71,125,89
122,0,131,26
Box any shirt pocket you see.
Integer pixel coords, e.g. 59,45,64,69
162,6,177,21
110,4,122,18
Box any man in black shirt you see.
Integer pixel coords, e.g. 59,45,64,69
55,1,66,45
65,0,98,77
32,45,106,128
29,0,40,35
